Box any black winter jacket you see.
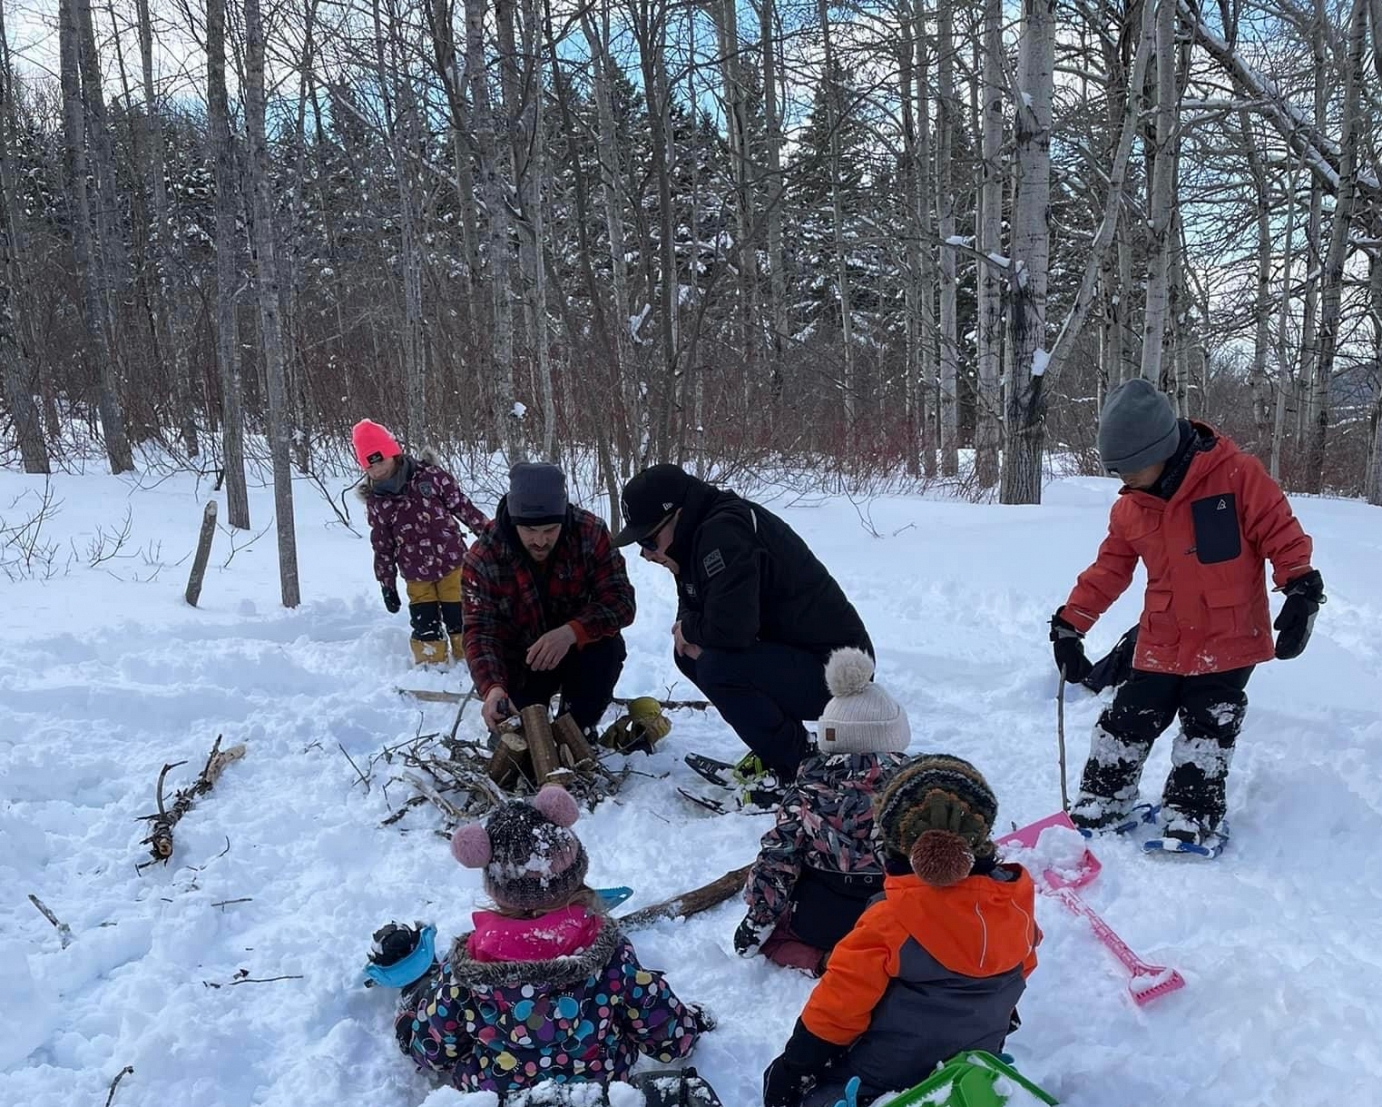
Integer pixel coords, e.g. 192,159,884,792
670,478,872,658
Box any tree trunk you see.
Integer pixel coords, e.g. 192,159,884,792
1270,166,1298,480
1302,0,1367,493
899,0,924,475
464,0,521,463
1138,0,1177,387
135,0,196,458
999,0,1054,505
760,0,787,406
244,0,300,607
582,10,640,463
1239,111,1273,459
0,2,48,474
1366,251,1382,505
206,0,250,528
817,0,855,424
974,0,1003,488
936,0,959,476
61,0,133,474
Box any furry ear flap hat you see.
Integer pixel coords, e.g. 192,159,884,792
817,648,911,755
875,755,998,886
450,785,588,911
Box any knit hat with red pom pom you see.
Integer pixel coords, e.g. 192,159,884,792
450,785,588,910
875,755,997,887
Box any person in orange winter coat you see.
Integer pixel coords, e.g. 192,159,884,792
762,755,1039,1107
1050,379,1322,845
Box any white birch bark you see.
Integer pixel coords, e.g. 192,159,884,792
974,0,1003,487
999,0,1054,506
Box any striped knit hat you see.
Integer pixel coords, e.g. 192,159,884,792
876,755,998,886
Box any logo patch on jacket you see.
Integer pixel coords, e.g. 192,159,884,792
703,549,726,578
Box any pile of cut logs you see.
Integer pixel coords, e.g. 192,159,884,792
487,705,599,790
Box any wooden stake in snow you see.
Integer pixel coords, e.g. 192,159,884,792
139,735,246,865
185,501,218,607
616,865,752,931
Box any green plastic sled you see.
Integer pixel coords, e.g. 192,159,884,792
883,1050,1058,1107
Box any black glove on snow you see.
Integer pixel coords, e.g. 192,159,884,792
1050,610,1093,684
381,584,402,614
763,1018,846,1107
762,1056,816,1107
1274,570,1324,660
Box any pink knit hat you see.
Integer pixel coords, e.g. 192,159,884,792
352,419,402,469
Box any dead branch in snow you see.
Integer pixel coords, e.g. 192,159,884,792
139,737,247,865
617,865,753,930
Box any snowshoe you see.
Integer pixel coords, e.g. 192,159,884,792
1144,815,1229,859
677,786,731,815
685,753,738,788
626,1067,724,1107
1073,802,1159,838
363,922,436,989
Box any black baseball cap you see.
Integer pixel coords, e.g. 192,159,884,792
613,464,693,547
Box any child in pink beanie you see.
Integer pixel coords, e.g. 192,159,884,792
394,785,710,1097
352,419,488,666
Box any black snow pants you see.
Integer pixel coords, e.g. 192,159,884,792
1072,665,1254,830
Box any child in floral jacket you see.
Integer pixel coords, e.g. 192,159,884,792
395,785,709,1097
734,649,910,974
353,419,489,666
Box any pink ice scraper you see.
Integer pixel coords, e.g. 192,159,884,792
996,811,1186,1006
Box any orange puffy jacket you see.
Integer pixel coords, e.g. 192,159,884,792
799,867,1038,1096
1063,424,1313,676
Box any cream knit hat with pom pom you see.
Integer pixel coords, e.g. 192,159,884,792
817,648,911,755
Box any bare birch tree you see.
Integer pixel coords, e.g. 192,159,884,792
244,0,301,605
999,0,1054,505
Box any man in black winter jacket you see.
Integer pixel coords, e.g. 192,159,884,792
614,465,873,778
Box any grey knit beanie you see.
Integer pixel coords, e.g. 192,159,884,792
1098,379,1179,474
817,648,911,755
508,463,568,526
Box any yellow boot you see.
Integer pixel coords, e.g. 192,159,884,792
410,637,449,666
448,632,467,667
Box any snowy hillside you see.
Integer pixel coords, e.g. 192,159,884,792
2,468,1380,1107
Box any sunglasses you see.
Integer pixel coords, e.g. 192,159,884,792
637,512,676,551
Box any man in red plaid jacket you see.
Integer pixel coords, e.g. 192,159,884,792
463,463,635,735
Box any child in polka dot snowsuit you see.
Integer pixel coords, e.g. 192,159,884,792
395,785,708,1095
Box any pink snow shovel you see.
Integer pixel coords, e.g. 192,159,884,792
996,811,1186,1006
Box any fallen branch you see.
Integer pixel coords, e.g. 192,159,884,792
616,864,752,931
396,688,712,713
338,742,371,793
140,736,247,864
27,893,74,948
210,897,253,909
104,1065,134,1107
613,695,710,713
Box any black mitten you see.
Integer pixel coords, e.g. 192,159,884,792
1050,610,1093,684
381,584,402,614
1274,570,1324,660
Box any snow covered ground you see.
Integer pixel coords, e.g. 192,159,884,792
2,463,1380,1107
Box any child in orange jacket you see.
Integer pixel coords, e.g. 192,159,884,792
762,755,1039,1107
1049,379,1321,846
